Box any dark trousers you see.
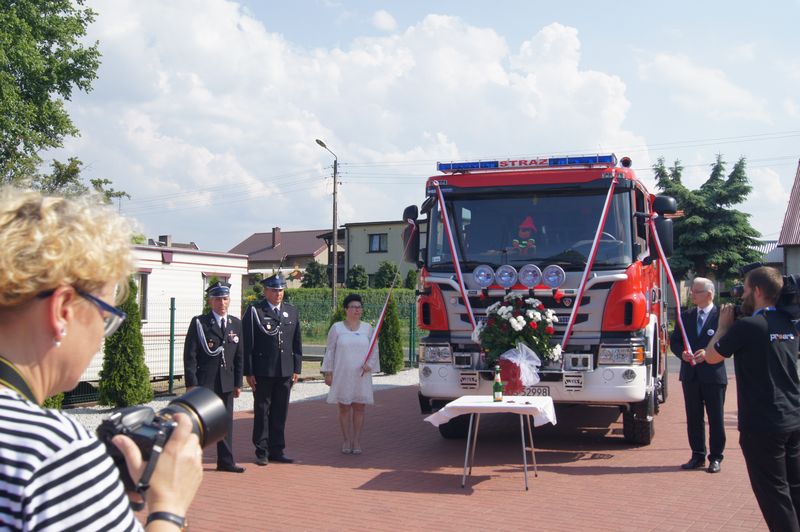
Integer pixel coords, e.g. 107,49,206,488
252,376,292,457
682,380,726,461
215,389,235,468
740,430,800,532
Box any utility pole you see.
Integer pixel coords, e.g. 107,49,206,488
315,139,339,310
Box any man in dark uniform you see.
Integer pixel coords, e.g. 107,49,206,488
183,281,245,473
698,266,800,531
670,277,727,474
243,273,302,466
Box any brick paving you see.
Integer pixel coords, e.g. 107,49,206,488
186,374,766,531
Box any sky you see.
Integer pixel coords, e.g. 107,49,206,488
52,0,800,253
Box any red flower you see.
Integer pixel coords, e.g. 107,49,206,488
538,303,545,310
529,322,538,329
487,318,495,326
545,325,555,335
501,323,509,332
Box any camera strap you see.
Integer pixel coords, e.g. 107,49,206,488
129,428,169,511
0,355,37,404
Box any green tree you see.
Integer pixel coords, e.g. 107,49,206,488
404,269,417,290
28,157,129,204
378,294,404,374
242,273,264,314
301,261,328,288
374,261,399,288
98,277,153,407
346,265,369,289
0,0,101,183
654,155,761,282
202,275,220,315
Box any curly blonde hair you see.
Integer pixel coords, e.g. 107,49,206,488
0,187,134,308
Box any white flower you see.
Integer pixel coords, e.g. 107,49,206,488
551,344,562,361
486,301,501,313
531,311,542,322
510,318,524,331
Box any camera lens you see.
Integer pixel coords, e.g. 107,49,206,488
159,387,228,447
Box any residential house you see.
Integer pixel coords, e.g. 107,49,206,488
779,159,800,275
229,227,330,288
80,239,248,382
343,220,417,286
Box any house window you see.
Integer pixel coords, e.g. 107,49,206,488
134,271,149,321
369,233,388,253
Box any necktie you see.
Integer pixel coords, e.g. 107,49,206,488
272,306,280,320
697,310,704,335
220,316,226,331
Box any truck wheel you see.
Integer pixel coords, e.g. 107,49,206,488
438,414,470,439
622,392,655,445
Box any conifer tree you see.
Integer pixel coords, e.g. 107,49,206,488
654,155,761,281
404,269,417,290
374,261,399,288
346,265,369,289
99,278,153,406
378,294,404,374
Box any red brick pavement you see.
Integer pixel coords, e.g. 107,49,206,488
185,375,767,531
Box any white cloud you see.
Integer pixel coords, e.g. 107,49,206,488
638,53,770,121
727,43,756,63
372,10,397,32
785,98,800,117
60,4,648,249
746,167,790,238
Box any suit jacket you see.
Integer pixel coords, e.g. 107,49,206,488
670,306,727,384
183,312,244,393
243,300,303,378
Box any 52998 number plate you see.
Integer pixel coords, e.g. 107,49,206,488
521,386,550,397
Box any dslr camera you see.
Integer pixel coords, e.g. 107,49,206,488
97,387,227,493
724,262,800,320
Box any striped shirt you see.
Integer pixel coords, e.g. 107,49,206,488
0,389,142,531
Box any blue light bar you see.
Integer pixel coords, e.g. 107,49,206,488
437,154,616,173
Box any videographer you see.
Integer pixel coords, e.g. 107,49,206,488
695,266,800,531
0,188,202,531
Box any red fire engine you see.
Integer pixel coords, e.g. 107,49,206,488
401,154,677,444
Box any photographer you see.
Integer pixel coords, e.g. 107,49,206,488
0,188,202,531
695,266,800,531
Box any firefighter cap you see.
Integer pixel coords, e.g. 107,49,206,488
206,281,231,298
260,273,287,290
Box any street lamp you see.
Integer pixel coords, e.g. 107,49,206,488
316,138,339,310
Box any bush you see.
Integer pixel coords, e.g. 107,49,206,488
346,265,369,289
404,269,417,289
378,294,404,374
99,278,153,407
374,261,399,288
43,394,64,409
302,261,328,288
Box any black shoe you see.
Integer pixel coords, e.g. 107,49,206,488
268,454,294,463
217,464,246,473
255,455,269,466
707,460,721,473
681,456,705,470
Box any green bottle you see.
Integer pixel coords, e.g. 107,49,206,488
493,365,503,402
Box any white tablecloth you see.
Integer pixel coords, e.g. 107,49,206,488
424,395,557,428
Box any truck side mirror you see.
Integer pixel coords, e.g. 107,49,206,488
654,217,674,258
653,195,677,215
402,205,420,263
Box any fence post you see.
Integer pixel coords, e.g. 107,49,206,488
169,297,176,395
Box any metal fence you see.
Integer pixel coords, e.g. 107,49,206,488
64,298,420,406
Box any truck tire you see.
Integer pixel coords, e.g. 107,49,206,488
437,414,470,439
623,392,655,445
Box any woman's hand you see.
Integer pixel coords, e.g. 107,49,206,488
324,372,332,386
112,412,202,517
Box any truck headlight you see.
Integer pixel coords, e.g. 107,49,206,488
598,345,645,365
420,344,453,363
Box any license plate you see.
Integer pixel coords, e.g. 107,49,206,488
459,371,479,389
521,386,550,397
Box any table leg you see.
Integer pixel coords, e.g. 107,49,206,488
468,413,481,476
461,413,475,488
519,414,529,491
526,414,537,478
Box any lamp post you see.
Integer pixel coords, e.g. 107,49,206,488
316,138,339,310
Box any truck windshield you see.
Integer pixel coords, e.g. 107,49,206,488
426,190,633,270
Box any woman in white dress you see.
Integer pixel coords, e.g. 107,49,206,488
321,294,380,454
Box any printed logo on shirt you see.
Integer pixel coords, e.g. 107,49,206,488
770,333,797,342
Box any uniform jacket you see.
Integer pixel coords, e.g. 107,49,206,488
183,312,244,393
243,300,303,378
670,306,727,384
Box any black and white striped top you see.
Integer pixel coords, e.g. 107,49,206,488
0,389,142,531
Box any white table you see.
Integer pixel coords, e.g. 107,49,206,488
425,395,557,490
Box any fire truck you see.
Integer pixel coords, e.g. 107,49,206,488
401,154,677,444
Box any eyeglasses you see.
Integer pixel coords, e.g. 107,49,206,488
76,289,127,337
346,305,363,310
38,287,127,337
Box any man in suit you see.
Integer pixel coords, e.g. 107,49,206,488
243,273,302,466
670,276,727,474
183,281,245,473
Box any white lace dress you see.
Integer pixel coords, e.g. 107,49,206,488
321,321,380,405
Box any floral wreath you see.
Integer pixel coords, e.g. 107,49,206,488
473,293,562,368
